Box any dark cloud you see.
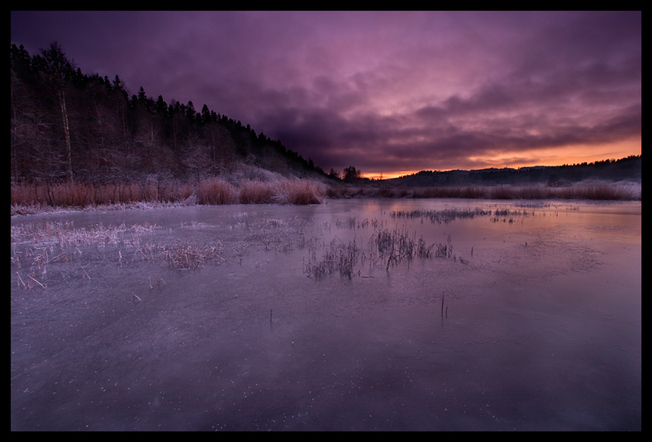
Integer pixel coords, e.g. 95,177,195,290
10,11,641,176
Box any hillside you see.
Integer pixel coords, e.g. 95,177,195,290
385,156,641,188
10,43,331,186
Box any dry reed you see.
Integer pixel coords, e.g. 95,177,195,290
197,178,238,205
303,237,359,279
304,220,454,279
10,178,639,214
10,176,325,212
163,241,223,270
272,179,325,205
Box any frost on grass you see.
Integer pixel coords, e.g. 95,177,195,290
301,206,543,280
302,219,457,279
163,241,225,270
389,207,535,225
10,220,230,290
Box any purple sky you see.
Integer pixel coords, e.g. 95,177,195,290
11,11,641,178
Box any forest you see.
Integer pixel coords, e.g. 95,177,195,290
10,42,331,186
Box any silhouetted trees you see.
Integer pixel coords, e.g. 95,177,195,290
342,166,361,182
391,155,641,187
10,42,327,185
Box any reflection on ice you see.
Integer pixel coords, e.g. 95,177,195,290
11,199,641,430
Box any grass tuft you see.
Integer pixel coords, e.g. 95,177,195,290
197,178,238,205
239,180,276,204
272,179,325,205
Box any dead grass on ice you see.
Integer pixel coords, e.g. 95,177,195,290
10,220,230,290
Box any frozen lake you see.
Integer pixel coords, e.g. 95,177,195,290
11,198,641,431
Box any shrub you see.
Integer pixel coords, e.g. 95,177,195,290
239,180,275,204
273,179,325,205
198,178,238,205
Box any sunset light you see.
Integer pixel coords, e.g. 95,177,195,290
11,11,640,178
10,10,641,432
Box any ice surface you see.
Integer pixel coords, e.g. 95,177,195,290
11,199,641,430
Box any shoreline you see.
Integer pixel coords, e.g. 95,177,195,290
10,179,641,217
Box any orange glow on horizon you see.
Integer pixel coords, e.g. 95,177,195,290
361,171,419,180
360,139,641,181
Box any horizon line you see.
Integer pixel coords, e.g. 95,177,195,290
360,154,641,181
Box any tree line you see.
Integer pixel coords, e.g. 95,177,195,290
10,42,331,186
391,155,641,188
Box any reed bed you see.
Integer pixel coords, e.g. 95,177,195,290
237,179,275,204
197,178,238,205
10,181,194,212
272,179,326,205
390,208,492,224
10,220,157,249
11,177,327,213
389,207,533,225
11,221,157,289
11,178,638,215
303,237,359,279
163,241,224,270
11,219,229,292
330,181,640,201
461,182,638,200
370,227,438,270
303,221,456,279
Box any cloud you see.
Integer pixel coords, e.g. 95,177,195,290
10,11,641,175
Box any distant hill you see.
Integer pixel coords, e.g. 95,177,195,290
385,155,641,188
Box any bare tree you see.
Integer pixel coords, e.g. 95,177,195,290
39,42,74,182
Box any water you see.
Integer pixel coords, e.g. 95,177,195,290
10,199,641,431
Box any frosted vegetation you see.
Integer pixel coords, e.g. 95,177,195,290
10,164,327,215
5,202,596,290
10,163,641,217
10,204,534,289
